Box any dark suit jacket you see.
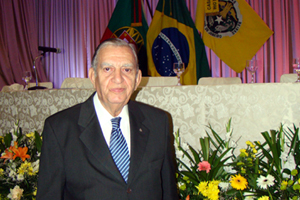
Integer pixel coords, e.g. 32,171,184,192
36,93,179,200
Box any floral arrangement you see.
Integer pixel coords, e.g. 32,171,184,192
175,119,300,200
0,122,42,200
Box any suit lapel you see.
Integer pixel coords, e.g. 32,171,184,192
127,101,149,184
78,94,125,183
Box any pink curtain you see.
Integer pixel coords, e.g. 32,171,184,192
37,0,117,88
0,0,47,90
1,0,300,89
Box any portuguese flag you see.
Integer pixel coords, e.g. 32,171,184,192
101,0,149,76
147,0,211,85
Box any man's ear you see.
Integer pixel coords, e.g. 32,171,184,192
88,68,96,88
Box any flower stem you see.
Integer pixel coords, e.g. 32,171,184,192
239,191,244,200
268,188,273,200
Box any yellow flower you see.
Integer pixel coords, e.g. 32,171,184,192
281,180,288,186
293,183,300,190
182,176,190,183
288,180,294,186
280,184,287,190
237,162,244,166
207,190,219,200
26,132,35,139
0,168,4,176
195,181,208,195
33,187,37,196
246,141,255,148
291,169,298,176
252,148,257,153
18,161,35,176
209,180,221,186
258,196,269,200
240,149,248,157
230,174,248,190
0,136,4,143
206,181,220,200
241,167,246,174
240,149,246,153
178,182,186,191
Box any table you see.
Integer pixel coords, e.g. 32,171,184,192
1,83,300,149
0,89,95,134
135,83,300,148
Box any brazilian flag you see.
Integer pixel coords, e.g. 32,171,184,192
100,0,148,76
147,0,211,85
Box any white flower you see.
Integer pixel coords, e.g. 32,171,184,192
257,174,275,189
244,195,255,200
221,148,233,164
7,185,24,200
176,150,184,158
225,132,231,143
223,165,236,174
230,140,237,148
32,160,40,173
177,181,185,188
8,170,17,180
10,132,18,147
282,154,296,171
17,174,24,181
219,182,230,192
280,142,290,162
177,155,191,168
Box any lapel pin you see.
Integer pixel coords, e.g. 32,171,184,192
139,128,142,132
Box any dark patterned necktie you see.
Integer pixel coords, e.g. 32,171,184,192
109,117,130,183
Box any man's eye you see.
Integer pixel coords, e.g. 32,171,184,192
124,68,132,73
104,67,111,72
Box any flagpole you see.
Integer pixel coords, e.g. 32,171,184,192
145,0,153,19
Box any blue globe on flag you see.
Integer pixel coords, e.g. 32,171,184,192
151,27,190,76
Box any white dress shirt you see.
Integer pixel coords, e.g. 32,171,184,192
93,93,131,155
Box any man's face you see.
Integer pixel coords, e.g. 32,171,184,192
89,45,141,115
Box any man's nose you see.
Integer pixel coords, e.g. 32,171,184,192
112,69,123,83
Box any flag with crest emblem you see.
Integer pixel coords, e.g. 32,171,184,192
195,0,273,73
101,0,148,76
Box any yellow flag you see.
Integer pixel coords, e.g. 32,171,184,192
205,0,219,14
196,0,273,73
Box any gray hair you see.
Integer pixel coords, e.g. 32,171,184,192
91,38,139,75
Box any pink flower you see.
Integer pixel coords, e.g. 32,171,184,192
197,161,211,173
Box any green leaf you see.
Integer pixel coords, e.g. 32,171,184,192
189,145,201,164
178,146,195,165
34,131,42,152
206,124,226,150
3,133,12,148
199,137,209,161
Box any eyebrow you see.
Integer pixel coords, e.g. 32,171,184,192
100,62,134,68
100,62,113,68
123,63,134,67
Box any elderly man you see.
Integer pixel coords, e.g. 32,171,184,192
36,38,179,200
